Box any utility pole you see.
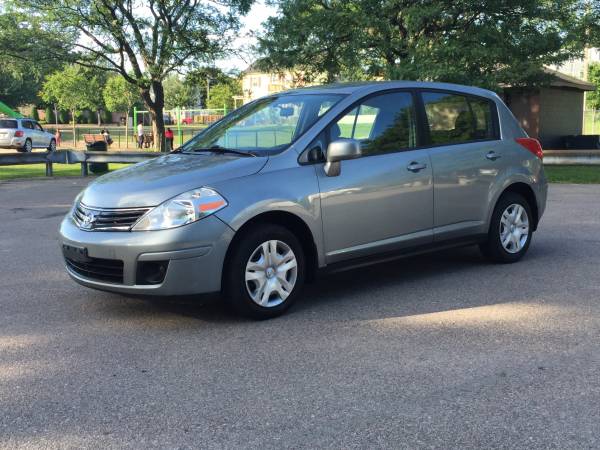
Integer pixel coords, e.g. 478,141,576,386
206,75,211,107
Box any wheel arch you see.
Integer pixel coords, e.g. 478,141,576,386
495,182,540,231
222,210,320,286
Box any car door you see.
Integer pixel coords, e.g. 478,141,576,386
420,91,503,241
32,122,50,147
21,120,36,145
316,90,434,264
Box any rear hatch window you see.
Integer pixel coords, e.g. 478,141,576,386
0,119,18,129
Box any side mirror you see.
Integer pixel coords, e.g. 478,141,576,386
324,139,361,176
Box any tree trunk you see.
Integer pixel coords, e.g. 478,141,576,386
140,81,166,152
97,110,101,126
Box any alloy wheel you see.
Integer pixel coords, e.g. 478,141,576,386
499,203,529,254
245,240,298,307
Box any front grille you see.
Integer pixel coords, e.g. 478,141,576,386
65,256,124,283
73,202,151,231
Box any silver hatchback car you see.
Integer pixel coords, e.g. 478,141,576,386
60,82,547,318
0,118,57,152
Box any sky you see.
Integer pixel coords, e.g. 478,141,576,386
215,1,278,73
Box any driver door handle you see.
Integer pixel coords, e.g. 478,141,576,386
407,161,427,172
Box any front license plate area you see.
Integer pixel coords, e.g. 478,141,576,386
62,244,91,263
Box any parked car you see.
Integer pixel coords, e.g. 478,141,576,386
0,118,56,152
60,81,547,319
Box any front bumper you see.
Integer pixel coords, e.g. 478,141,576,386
59,213,235,296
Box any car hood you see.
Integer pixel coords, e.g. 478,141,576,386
81,153,268,208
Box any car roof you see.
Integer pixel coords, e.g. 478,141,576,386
278,81,498,100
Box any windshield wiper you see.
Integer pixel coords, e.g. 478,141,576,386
184,145,257,157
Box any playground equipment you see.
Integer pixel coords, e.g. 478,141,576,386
133,106,228,147
0,100,24,119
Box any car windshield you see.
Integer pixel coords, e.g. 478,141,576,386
180,93,345,155
0,119,17,129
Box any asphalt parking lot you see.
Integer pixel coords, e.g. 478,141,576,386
1,178,599,449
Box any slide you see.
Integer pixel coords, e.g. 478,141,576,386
0,100,24,118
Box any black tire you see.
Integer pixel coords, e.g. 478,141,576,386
480,192,533,263
22,139,32,153
224,224,305,319
48,139,56,152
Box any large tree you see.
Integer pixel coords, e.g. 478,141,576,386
0,11,71,108
103,75,140,147
259,0,588,89
15,0,253,151
163,75,198,109
41,65,102,145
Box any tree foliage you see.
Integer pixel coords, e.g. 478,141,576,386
103,75,139,115
0,11,71,107
207,82,242,110
259,0,588,89
163,75,198,109
14,0,253,151
586,62,600,110
40,65,101,126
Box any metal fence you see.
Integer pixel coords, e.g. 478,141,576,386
41,126,207,150
583,110,600,134
1,149,599,180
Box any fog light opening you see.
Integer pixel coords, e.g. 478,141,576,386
136,260,169,285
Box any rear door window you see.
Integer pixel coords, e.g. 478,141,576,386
22,120,34,130
0,120,18,128
421,92,496,145
331,91,417,156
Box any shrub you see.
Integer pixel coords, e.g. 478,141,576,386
45,107,55,124
59,110,70,124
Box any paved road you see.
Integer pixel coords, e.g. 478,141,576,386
1,178,599,449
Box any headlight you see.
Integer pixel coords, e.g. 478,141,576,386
132,187,227,231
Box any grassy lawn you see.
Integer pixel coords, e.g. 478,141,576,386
545,165,600,184
0,163,132,180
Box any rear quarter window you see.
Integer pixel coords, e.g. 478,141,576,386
0,120,18,129
422,91,497,146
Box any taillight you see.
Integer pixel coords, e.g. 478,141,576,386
515,137,543,160
14,130,24,137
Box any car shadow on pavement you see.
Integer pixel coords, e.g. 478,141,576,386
114,242,554,324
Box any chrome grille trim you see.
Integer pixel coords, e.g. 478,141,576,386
73,202,151,231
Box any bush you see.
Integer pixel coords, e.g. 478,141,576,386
45,107,55,124
59,110,70,124
103,109,112,124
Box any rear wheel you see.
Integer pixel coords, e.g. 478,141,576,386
224,224,305,319
22,139,32,153
480,192,533,263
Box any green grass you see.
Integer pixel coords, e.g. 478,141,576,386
545,165,600,184
0,163,132,180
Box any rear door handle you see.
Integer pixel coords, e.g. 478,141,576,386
406,162,427,173
486,151,501,161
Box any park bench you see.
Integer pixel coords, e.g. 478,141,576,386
83,134,108,145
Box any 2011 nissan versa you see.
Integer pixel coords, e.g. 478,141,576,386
60,81,547,319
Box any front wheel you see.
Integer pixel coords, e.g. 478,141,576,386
480,192,533,263
224,224,305,319
48,139,56,152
